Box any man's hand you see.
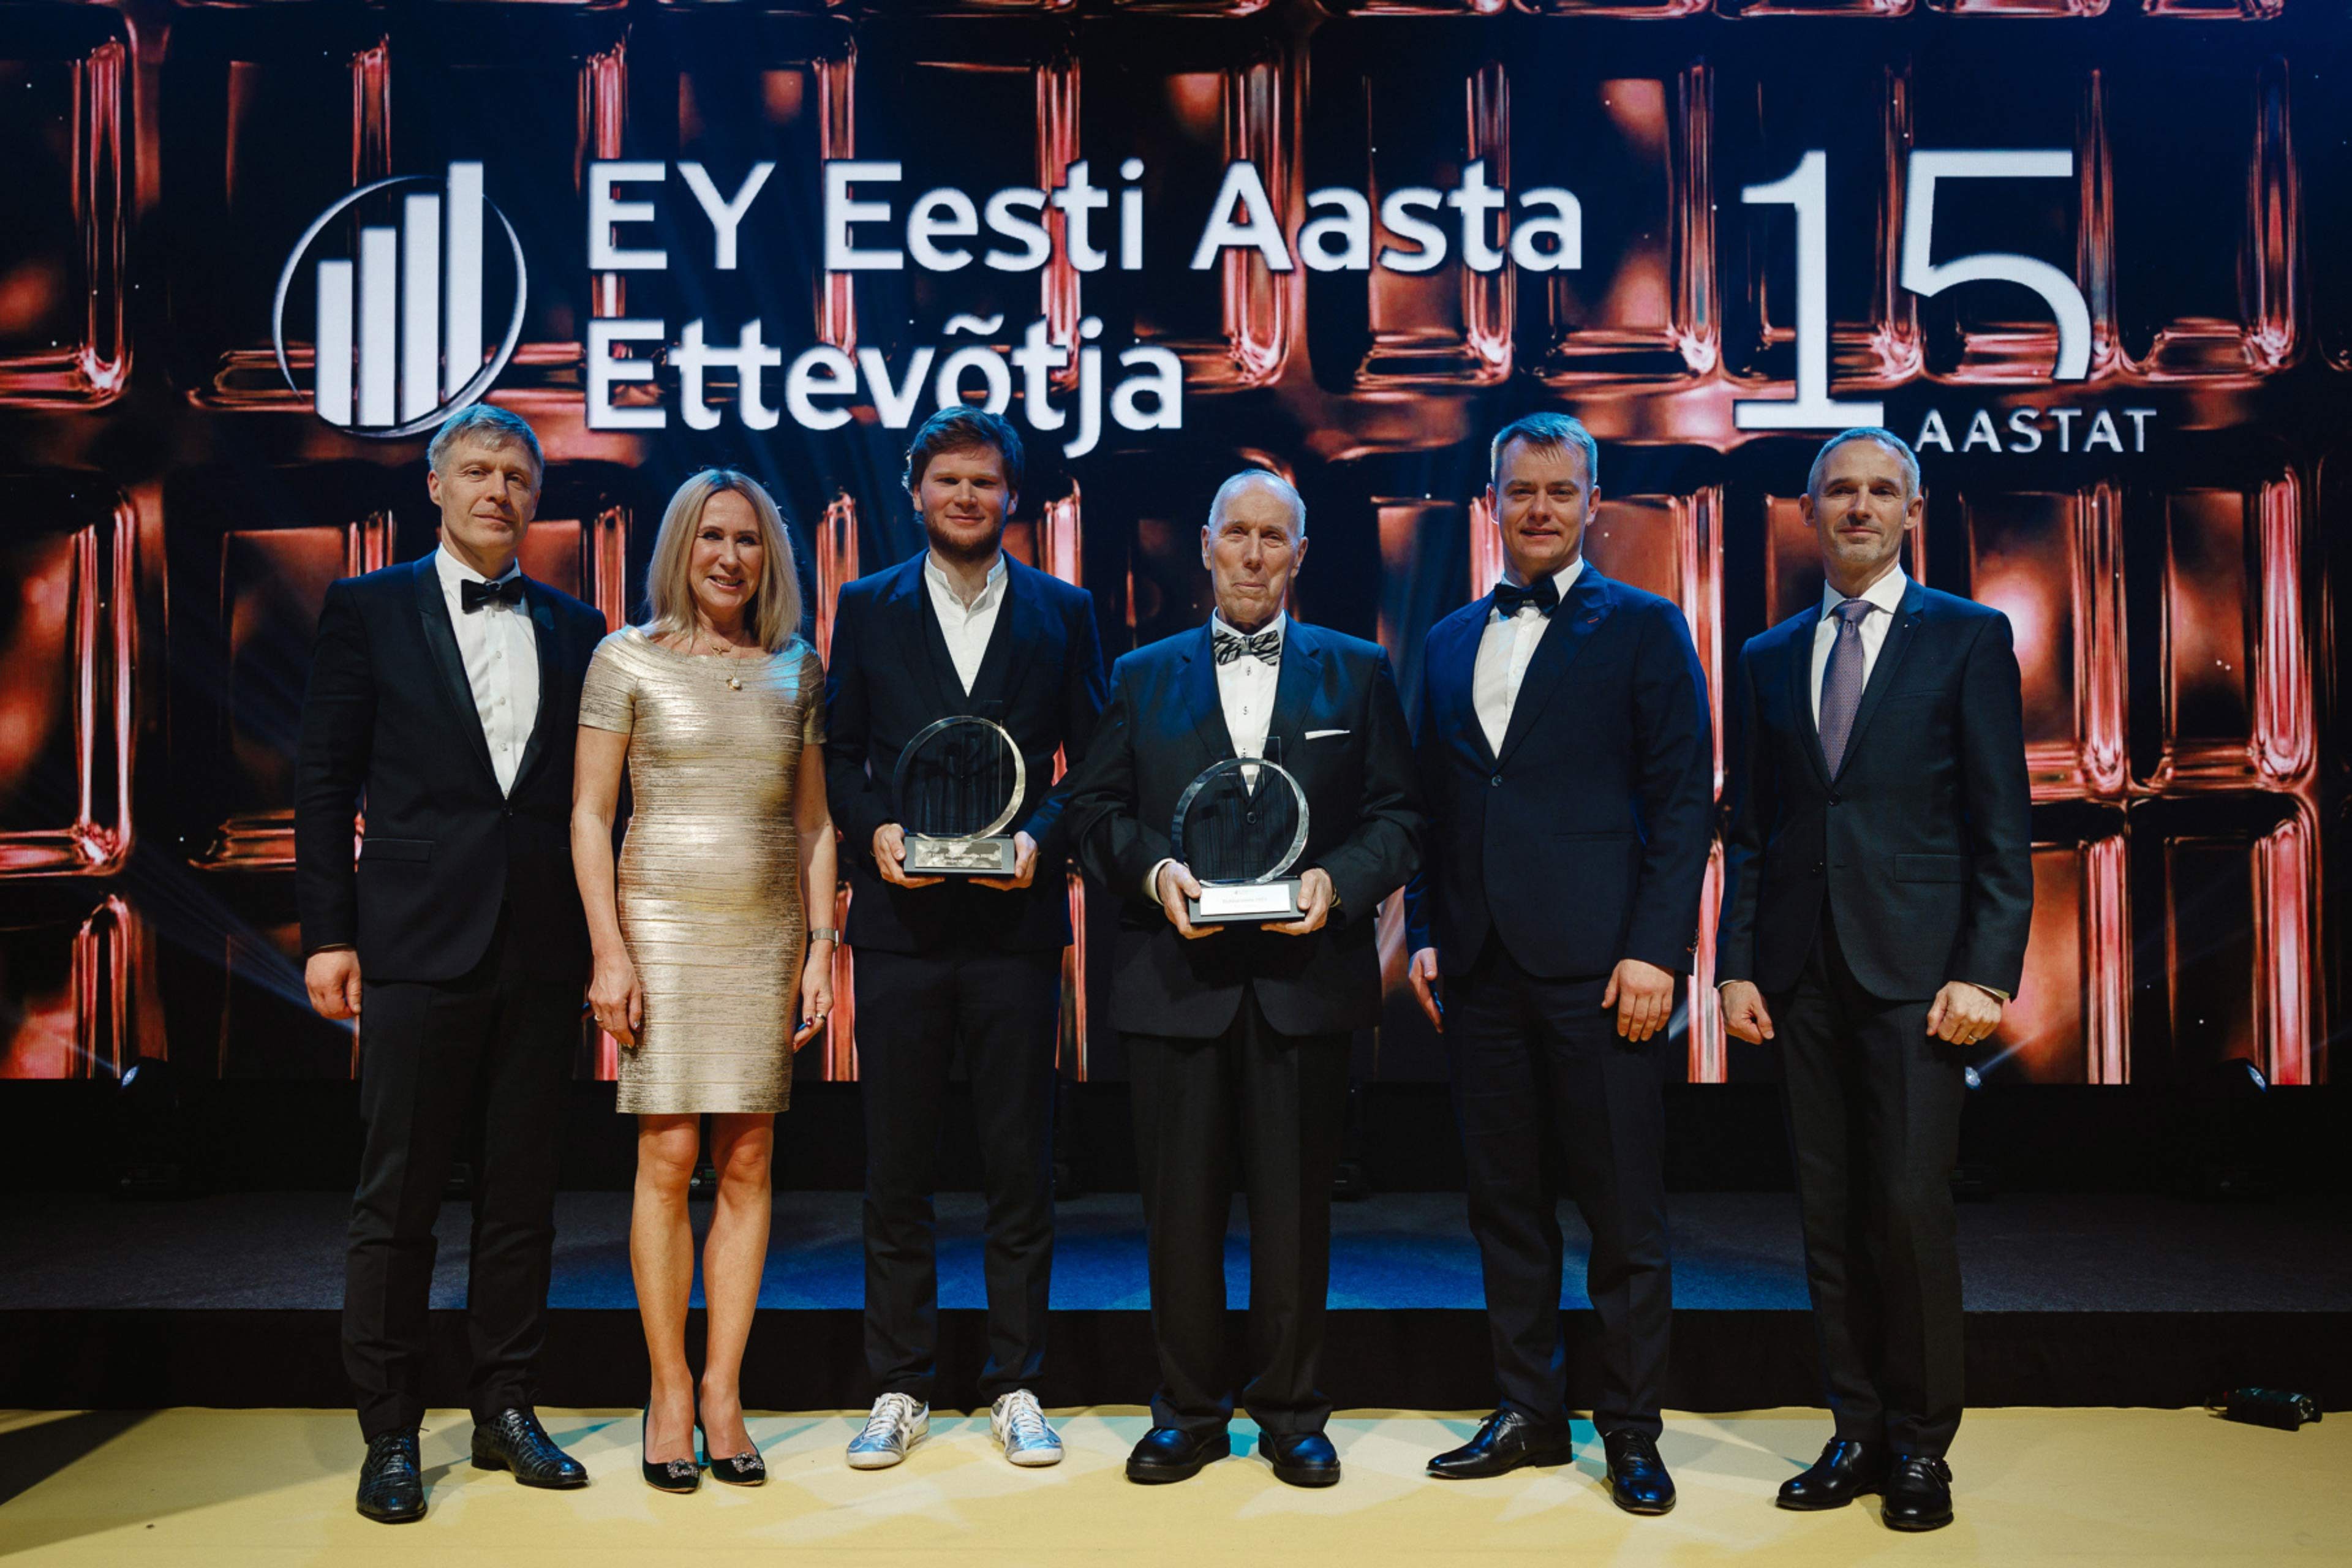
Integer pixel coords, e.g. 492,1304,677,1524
305,949,363,1022
973,831,1040,892
1720,979,1775,1045
873,823,945,889
1155,861,1220,940
1408,946,1444,1033
1604,957,1675,1042
1261,869,1336,937
1927,981,2003,1047
589,947,645,1048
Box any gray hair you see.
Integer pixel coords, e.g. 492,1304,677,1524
1489,412,1598,492
1206,468,1306,540
427,404,544,484
1807,427,1920,502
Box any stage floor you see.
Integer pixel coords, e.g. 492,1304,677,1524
10,1189,2351,1312
3,1406,2346,1567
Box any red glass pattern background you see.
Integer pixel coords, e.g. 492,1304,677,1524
0,0,2337,1091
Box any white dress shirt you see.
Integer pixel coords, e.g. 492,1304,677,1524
1807,564,1909,725
1472,558,1585,756
1147,612,1287,900
434,545,539,796
924,549,1008,695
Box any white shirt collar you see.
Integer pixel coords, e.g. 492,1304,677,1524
924,549,1006,611
1820,564,1909,620
434,545,522,592
1495,556,1585,612
1211,609,1287,647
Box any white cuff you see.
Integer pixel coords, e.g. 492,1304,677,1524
1145,858,1177,903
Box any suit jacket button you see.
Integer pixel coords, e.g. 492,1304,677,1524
1812,861,1823,874
1489,774,1502,788
1828,792,1841,805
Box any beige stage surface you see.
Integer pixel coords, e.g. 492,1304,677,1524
2,1407,2345,1566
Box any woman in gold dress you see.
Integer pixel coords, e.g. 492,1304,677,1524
570,469,836,1491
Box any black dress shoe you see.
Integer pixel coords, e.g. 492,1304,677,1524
471,1408,589,1490
1427,1409,1576,1479
1776,1438,1888,1510
1602,1430,1676,1516
356,1430,425,1524
1264,1431,1340,1488
1880,1455,1954,1532
1125,1426,1231,1484
640,1408,701,1493
706,1431,767,1486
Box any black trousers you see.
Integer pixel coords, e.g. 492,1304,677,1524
856,943,1062,1406
1124,984,1350,1438
344,910,578,1439
1448,935,1672,1438
1771,907,1967,1458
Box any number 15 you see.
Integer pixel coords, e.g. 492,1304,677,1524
1733,149,2093,432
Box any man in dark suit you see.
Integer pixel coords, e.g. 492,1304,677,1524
1403,413,1713,1514
824,408,1107,1471
1063,470,1421,1489
296,405,607,1522
1717,428,2032,1532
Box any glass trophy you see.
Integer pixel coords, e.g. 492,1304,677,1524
1169,747,1310,924
892,713,1026,876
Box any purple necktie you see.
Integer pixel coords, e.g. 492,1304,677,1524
1818,598,1874,775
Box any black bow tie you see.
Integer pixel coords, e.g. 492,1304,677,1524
1491,576,1561,618
460,575,526,612
1213,626,1283,667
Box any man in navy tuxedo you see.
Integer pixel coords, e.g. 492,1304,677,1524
1404,413,1712,1513
1063,470,1421,1490
824,408,1107,1471
1717,428,2032,1532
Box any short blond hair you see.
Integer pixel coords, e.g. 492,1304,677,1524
643,469,804,654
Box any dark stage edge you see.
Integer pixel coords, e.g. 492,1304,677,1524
6,1192,2347,1411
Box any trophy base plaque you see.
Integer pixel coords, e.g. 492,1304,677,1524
903,834,1020,876
1188,878,1304,925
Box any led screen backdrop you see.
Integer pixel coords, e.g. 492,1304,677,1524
0,0,2338,1088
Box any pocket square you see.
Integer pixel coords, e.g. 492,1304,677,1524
1305,728,1350,739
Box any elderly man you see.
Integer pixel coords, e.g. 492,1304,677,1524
297,404,609,1521
1717,428,2032,1532
1064,470,1421,1489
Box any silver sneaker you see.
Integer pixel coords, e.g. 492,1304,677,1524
846,1392,929,1469
989,1390,1063,1468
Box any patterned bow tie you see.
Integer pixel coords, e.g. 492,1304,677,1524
1213,627,1282,666
460,575,526,612
1491,575,1561,618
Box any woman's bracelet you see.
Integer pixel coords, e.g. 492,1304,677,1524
808,927,840,944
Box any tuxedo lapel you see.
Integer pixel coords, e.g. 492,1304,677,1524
412,557,499,788
1433,604,1495,769
1494,568,1613,769
1178,624,1237,773
1832,579,1926,782
1264,620,1323,770
513,579,561,788
1785,606,1833,789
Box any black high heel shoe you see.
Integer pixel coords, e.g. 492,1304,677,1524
641,1406,701,1493
700,1392,767,1486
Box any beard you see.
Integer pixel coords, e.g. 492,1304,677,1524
925,513,1003,567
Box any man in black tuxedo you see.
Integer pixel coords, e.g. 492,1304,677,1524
1063,470,1420,1489
824,408,1107,1470
1717,428,2032,1532
1403,413,1712,1514
296,405,607,1522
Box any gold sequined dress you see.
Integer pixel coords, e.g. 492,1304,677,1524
578,626,825,1115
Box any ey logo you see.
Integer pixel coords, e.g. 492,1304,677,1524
273,162,528,439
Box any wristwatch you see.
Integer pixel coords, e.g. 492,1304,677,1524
809,927,840,943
